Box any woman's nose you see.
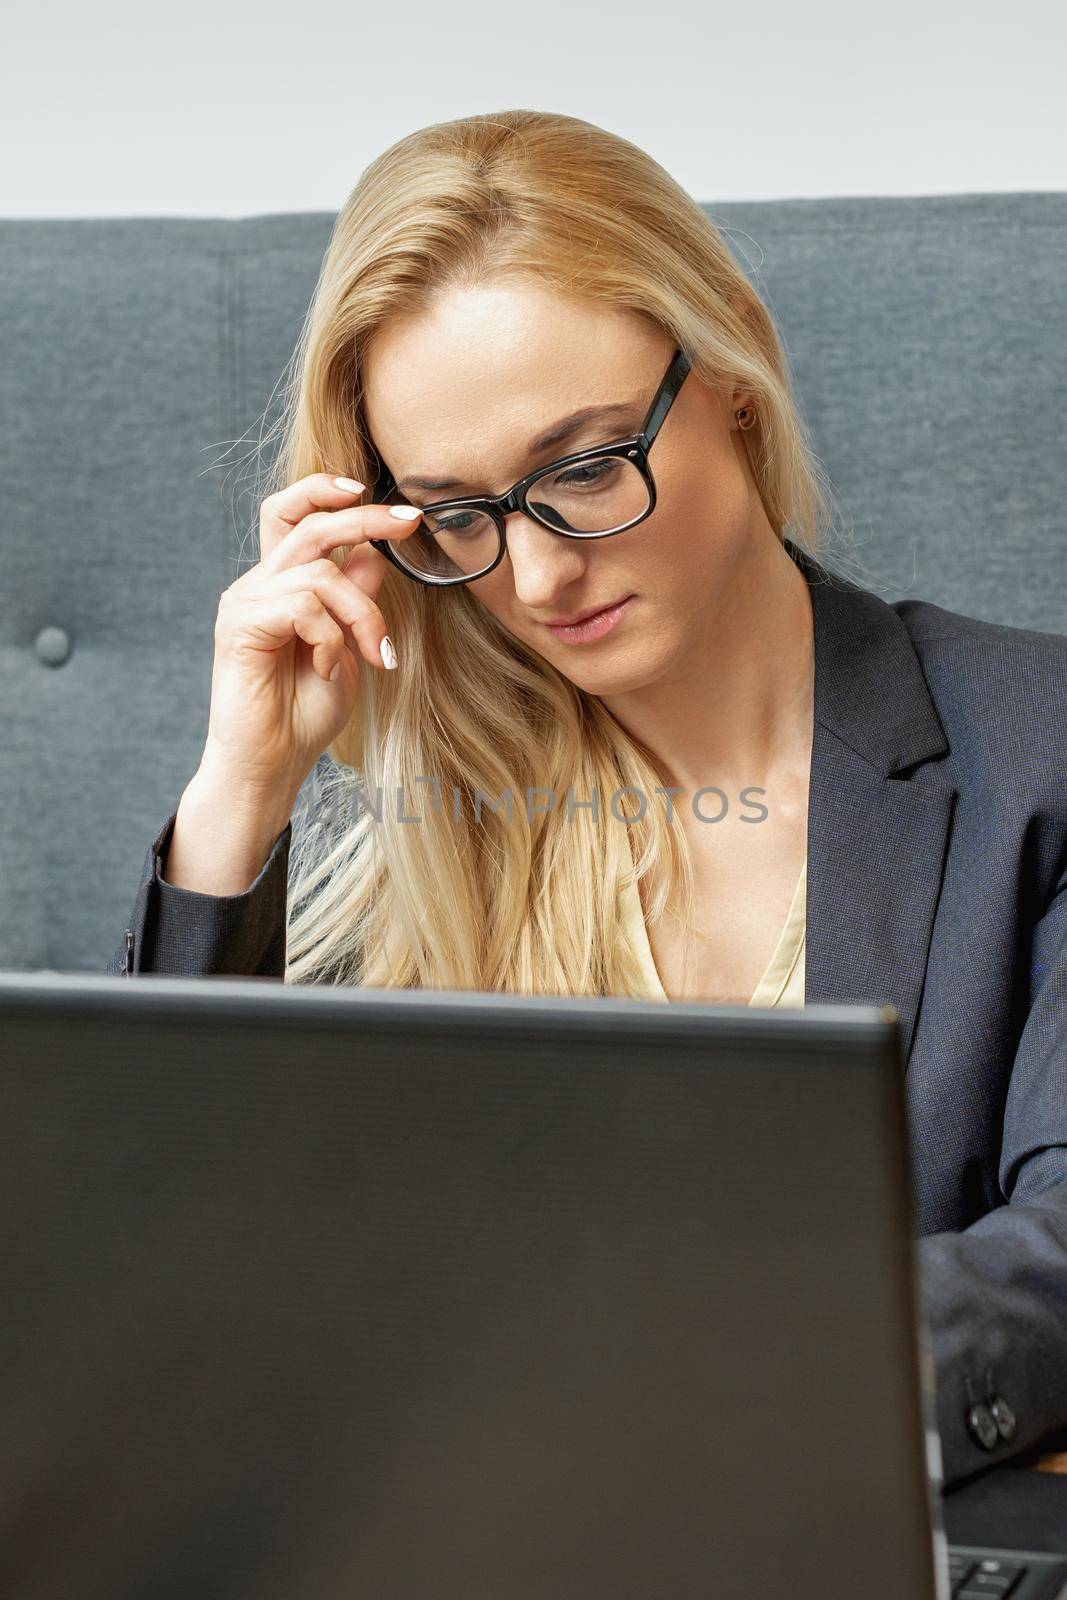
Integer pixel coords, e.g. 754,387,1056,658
501,512,588,605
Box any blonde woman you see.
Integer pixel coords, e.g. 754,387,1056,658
108,111,1067,1489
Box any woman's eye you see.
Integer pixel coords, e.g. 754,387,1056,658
432,513,478,534
556,459,616,488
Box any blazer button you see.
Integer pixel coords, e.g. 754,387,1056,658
990,1395,1017,1442
967,1402,999,1451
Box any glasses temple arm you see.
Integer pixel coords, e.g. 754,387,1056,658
641,348,692,445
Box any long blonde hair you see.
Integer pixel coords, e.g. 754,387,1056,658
253,110,843,992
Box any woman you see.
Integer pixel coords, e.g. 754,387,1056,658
108,110,1067,1489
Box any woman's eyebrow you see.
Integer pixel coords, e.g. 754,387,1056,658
396,400,640,495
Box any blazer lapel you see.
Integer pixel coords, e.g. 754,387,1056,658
786,540,958,1068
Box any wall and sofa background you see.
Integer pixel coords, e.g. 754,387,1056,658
2,191,1066,972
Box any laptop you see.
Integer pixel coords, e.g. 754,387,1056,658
1,972,1065,1600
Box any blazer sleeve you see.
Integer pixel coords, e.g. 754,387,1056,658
917,863,1067,1489
104,808,293,979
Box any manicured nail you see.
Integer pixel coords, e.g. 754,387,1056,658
334,477,364,493
388,505,422,521
379,635,398,670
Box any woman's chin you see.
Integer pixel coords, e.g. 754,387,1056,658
561,652,668,697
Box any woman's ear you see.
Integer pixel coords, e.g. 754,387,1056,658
730,390,758,422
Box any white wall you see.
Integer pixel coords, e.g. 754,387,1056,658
3,0,1064,217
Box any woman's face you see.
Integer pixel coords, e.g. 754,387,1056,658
361,278,766,696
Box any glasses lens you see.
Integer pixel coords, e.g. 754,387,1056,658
528,454,650,535
384,507,502,583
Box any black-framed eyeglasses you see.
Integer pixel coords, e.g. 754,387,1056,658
364,346,692,587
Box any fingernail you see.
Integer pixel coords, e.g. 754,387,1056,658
379,635,398,670
334,477,365,493
329,662,341,682
388,505,422,521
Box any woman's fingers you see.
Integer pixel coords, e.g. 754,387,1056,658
249,558,397,671
258,473,366,562
258,472,423,580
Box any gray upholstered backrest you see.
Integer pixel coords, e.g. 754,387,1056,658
2,195,1064,973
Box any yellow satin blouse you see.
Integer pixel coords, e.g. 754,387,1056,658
619,856,807,1008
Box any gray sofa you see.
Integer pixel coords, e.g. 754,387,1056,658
1,193,1065,974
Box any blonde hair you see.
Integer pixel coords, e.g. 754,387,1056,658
252,109,843,993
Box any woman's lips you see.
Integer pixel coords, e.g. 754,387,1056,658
543,595,635,644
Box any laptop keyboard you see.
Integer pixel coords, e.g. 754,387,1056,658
946,1543,1067,1598
948,1548,1029,1595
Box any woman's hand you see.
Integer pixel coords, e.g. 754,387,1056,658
199,472,422,801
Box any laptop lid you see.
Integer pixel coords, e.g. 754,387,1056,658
0,974,939,1599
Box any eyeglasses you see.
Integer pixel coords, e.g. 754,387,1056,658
364,346,692,587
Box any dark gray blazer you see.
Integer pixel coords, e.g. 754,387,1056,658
107,537,1067,1492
